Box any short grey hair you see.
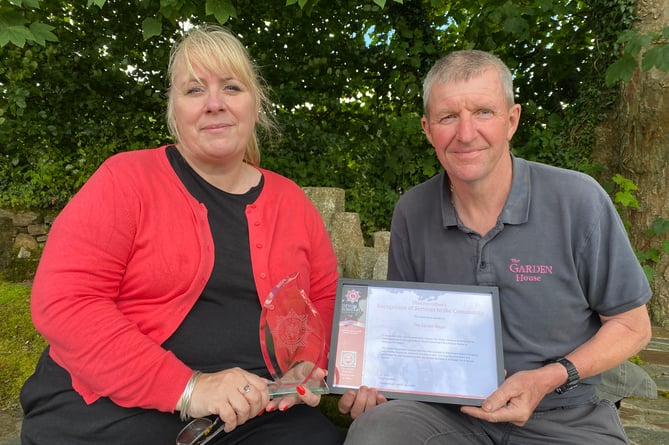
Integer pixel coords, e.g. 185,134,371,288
422,50,515,115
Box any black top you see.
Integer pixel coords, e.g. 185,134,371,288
163,145,268,377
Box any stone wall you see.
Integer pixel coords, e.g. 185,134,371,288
0,188,389,280
302,187,389,279
0,209,52,267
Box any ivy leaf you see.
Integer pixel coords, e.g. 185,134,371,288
86,0,107,7
605,53,637,86
373,0,387,7
142,17,162,41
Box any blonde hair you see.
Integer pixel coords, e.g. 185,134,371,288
423,50,515,116
166,25,277,166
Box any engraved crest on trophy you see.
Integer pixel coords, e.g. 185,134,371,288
259,272,329,397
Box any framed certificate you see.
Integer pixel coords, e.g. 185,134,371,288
327,278,504,406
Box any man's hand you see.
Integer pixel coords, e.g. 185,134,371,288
337,386,388,419
460,366,562,426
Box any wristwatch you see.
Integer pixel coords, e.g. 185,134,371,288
548,357,580,394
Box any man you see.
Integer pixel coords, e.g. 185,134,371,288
338,50,652,444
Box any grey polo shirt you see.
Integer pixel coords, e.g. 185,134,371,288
387,155,651,410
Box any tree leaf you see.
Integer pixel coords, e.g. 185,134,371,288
0,25,32,48
28,22,57,46
616,29,651,56
656,45,669,72
0,10,28,27
605,53,637,86
142,17,162,40
651,217,669,236
615,191,639,209
86,0,107,8
641,45,663,71
206,0,237,23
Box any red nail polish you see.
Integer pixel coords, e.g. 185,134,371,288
258,409,265,416
280,405,288,411
266,406,275,412
296,385,306,395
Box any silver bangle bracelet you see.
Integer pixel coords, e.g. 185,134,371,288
178,370,202,422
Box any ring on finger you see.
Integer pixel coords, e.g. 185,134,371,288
243,384,251,393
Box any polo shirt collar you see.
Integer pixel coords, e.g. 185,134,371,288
440,154,530,228
500,154,531,225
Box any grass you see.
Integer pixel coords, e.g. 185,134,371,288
319,394,353,431
0,281,46,411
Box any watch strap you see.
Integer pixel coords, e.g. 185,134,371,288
549,357,580,394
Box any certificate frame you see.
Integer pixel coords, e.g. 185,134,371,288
327,278,504,406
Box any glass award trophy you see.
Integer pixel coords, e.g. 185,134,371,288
259,272,329,397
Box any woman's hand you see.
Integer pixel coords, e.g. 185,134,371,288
186,367,271,433
264,367,328,412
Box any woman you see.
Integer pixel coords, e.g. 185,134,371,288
20,25,343,445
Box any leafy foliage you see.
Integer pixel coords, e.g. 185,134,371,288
0,0,58,47
606,25,669,85
0,0,644,237
612,174,669,283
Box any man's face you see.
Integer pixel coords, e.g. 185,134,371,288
421,68,521,185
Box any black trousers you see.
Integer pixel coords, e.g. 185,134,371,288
21,349,344,445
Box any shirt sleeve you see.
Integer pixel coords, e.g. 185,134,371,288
575,188,652,315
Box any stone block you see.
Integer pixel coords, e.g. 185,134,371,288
343,246,379,279
6,211,41,227
372,231,390,252
330,212,364,269
302,187,346,230
13,233,39,251
27,224,48,236
373,252,388,280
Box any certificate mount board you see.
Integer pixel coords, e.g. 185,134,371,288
327,279,504,406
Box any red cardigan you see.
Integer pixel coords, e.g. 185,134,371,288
30,146,339,413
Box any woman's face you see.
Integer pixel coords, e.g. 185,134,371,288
171,59,257,168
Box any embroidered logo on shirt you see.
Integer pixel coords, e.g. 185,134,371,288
508,258,553,282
